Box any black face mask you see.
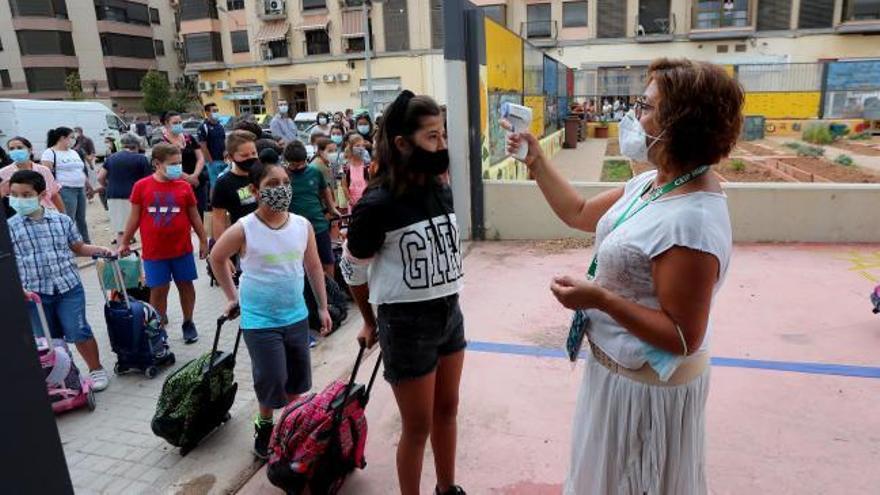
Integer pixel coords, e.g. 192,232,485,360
235,158,258,171
408,146,449,176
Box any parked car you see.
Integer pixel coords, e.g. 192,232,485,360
294,112,319,143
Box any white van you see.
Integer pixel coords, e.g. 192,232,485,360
0,99,129,159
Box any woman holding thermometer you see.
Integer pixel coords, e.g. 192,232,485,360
506,58,742,494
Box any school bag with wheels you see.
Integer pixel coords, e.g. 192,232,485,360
266,342,381,494
28,292,96,414
96,251,151,302
303,273,348,333
151,315,241,456
94,255,174,378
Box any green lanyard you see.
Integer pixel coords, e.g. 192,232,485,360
586,165,710,279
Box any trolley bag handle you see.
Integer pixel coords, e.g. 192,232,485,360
331,339,382,426
207,313,242,375
92,253,130,310
25,292,52,342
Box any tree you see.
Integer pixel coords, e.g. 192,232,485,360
65,71,84,100
141,70,172,116
168,76,199,113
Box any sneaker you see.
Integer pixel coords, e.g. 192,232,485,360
253,418,274,460
436,486,467,495
308,334,318,349
182,321,199,344
89,368,110,392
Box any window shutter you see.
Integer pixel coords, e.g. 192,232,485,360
431,0,444,49
798,0,834,29
384,0,410,52
597,0,626,38
757,0,791,31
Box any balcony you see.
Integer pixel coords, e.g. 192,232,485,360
521,20,558,46
258,0,287,20
635,13,675,43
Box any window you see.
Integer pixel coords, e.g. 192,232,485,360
346,37,365,53
843,0,880,21
101,34,156,58
757,0,791,31
359,77,401,115
180,0,218,21
154,39,165,56
265,40,288,59
226,0,244,10
25,67,76,92
0,70,11,89
693,0,750,29
106,68,150,91
597,0,626,37
799,0,835,28
638,0,671,34
9,0,68,19
526,3,552,38
563,2,588,28
430,0,443,49
305,29,330,55
482,4,507,26
150,7,160,24
231,30,249,53
237,98,266,115
302,0,326,10
384,0,410,51
184,32,223,63
94,0,151,25
16,30,75,56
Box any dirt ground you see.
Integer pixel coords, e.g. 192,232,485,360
605,140,620,156
779,157,880,183
737,141,785,156
830,140,880,157
716,159,787,182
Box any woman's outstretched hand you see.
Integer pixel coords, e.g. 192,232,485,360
502,120,543,169
550,275,608,311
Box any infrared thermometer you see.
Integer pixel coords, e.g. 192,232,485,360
500,102,533,161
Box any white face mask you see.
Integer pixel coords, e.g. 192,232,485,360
618,111,664,163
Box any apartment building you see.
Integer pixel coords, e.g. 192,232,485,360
473,1,879,114
0,0,184,114
182,0,447,116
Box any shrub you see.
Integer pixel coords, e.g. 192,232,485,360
730,159,746,172
797,145,825,158
802,124,834,145
601,159,633,182
784,142,801,151
849,132,872,141
834,154,855,166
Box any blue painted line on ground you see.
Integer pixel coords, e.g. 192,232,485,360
466,340,880,379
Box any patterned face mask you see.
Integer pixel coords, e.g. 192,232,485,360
259,184,292,212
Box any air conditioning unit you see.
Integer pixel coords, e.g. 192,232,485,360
337,73,350,83
197,81,213,92
215,80,230,91
323,74,337,83
264,0,285,14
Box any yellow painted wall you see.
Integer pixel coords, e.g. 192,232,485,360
523,96,545,138
586,122,620,138
197,67,270,116
485,19,524,92
743,92,822,119
484,130,565,180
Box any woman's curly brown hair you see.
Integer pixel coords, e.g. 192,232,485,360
649,58,744,170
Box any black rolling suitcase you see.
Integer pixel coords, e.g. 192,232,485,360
151,315,241,455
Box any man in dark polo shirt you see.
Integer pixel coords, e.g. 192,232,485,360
198,102,228,191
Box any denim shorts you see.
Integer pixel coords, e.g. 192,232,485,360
243,319,312,409
315,229,334,266
143,253,198,288
377,294,466,384
28,283,94,343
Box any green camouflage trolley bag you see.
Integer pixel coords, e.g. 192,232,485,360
151,316,241,455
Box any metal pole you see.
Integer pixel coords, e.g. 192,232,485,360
363,0,374,116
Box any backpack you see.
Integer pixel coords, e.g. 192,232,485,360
303,274,348,332
343,164,369,185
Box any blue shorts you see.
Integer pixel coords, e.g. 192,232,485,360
144,253,198,288
29,283,94,344
207,160,229,189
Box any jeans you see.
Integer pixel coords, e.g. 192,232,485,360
28,283,94,343
60,186,90,243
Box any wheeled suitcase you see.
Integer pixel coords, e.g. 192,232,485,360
96,252,151,302
267,342,381,494
151,315,241,455
94,255,175,378
27,292,96,414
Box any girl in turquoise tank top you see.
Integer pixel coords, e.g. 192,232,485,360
209,160,332,458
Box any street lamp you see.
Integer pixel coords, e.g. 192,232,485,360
362,0,380,118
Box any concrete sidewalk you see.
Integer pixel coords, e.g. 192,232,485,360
552,139,606,182
240,242,880,494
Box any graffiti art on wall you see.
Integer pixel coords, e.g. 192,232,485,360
488,92,523,165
